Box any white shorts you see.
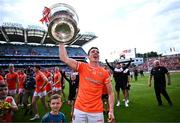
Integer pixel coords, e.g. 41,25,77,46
33,91,46,98
8,89,17,96
72,108,104,123
18,88,24,94
52,87,61,92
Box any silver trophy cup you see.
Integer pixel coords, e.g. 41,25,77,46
46,3,79,44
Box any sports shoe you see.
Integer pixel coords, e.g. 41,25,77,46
30,114,40,121
125,101,129,107
126,99,129,103
116,101,120,106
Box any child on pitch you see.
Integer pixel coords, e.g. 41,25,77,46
41,94,66,123
0,83,18,122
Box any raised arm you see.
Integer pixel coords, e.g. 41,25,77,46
59,44,78,70
105,59,114,71
124,58,132,70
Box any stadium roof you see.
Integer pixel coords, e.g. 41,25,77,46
0,22,97,46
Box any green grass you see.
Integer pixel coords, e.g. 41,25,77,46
14,72,180,122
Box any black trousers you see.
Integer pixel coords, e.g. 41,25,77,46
154,85,172,105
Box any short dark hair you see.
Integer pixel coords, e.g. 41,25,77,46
49,94,62,102
0,83,7,88
87,47,99,55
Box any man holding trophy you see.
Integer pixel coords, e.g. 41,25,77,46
40,3,115,123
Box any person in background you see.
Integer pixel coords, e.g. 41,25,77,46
41,94,66,123
52,67,62,95
5,64,19,99
30,65,49,121
43,68,53,97
149,60,173,106
105,59,132,107
121,63,131,105
59,44,115,123
60,70,66,102
23,66,35,115
133,67,138,81
63,72,79,105
63,71,79,117
0,83,18,122
0,74,5,84
17,69,26,106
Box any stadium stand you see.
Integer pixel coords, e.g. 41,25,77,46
0,22,97,70
137,55,180,72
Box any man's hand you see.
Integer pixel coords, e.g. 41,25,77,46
108,112,115,123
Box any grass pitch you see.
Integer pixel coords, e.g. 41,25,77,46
14,72,180,122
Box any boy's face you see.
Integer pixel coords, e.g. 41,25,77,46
50,98,62,113
0,86,8,99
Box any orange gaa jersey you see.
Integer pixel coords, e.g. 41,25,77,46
75,62,111,113
5,72,18,90
35,71,47,92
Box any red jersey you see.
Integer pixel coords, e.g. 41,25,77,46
5,72,18,90
35,71,47,92
43,71,52,80
18,72,26,89
54,71,61,88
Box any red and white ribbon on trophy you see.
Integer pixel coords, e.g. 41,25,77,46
40,7,51,26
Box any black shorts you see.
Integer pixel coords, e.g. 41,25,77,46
115,82,127,91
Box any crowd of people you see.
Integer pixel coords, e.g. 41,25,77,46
0,45,176,123
138,55,180,71
0,63,79,122
0,43,86,57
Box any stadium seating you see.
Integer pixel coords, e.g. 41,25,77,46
0,43,87,69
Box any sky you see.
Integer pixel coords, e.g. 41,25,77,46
0,0,180,62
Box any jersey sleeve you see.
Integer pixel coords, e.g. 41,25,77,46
77,62,85,73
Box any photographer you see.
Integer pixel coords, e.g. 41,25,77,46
23,67,35,115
